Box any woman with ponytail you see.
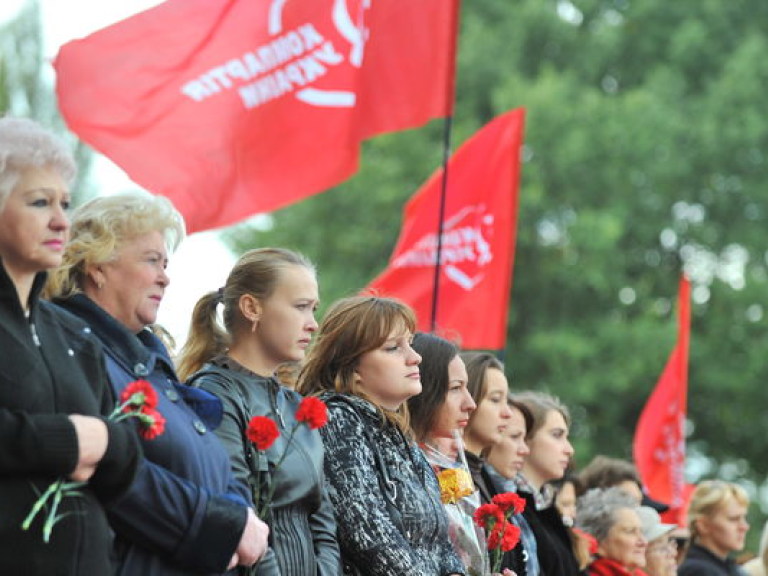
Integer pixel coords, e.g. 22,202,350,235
178,247,340,576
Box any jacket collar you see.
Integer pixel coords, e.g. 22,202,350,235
0,259,47,319
54,293,174,377
686,543,739,570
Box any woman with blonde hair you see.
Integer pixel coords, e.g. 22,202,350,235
178,247,340,575
48,191,269,575
0,117,140,575
297,296,464,575
679,480,750,576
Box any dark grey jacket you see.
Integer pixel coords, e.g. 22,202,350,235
190,358,341,576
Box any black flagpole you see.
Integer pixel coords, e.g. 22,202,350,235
430,114,453,332
429,0,460,333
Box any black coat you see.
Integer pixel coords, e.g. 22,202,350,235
679,544,748,576
519,490,583,576
0,264,140,575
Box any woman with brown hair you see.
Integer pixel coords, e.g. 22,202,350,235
297,296,464,576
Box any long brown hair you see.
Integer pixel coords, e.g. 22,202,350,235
297,295,416,432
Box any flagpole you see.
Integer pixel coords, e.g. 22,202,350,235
430,0,461,333
430,115,454,332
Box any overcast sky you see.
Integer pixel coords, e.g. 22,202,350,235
2,0,237,349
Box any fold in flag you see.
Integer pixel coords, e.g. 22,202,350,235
633,277,692,526
54,0,459,232
367,108,525,350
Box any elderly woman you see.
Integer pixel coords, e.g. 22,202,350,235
297,297,465,576
636,506,677,576
679,480,750,576
47,191,269,575
576,486,647,575
0,117,140,575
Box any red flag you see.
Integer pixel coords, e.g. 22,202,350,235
633,277,691,525
367,108,525,350
54,0,459,233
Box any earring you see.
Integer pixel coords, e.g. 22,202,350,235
250,317,259,333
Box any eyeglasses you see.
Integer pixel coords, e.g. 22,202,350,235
647,540,677,555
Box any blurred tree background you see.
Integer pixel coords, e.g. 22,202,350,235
4,0,768,548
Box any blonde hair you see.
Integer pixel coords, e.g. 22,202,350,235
296,295,416,432
176,247,314,380
46,191,185,298
687,480,749,543
0,116,76,208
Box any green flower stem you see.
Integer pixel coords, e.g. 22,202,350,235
257,423,300,519
21,479,61,531
42,482,65,543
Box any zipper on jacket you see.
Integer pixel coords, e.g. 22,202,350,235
26,311,41,347
268,380,286,429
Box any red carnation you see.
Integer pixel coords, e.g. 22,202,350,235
247,416,280,450
120,379,158,410
295,397,328,430
137,408,166,440
487,524,503,549
473,502,504,530
500,521,522,552
491,491,526,515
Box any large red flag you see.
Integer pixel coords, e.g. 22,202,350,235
633,277,691,525
367,108,525,350
54,0,459,232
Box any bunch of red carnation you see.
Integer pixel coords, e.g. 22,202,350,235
246,396,328,516
473,492,526,573
114,379,166,440
22,379,166,543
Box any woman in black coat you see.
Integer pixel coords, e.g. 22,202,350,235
0,116,141,575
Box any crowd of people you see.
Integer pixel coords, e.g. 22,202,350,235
1,115,764,576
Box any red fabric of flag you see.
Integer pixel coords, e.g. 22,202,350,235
54,0,459,233
367,108,525,350
633,277,691,525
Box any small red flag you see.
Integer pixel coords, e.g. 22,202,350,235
367,108,525,350
633,277,691,525
54,0,459,233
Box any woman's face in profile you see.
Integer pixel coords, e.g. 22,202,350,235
696,498,749,557
597,507,647,570
90,229,169,332
464,368,512,450
431,355,475,439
